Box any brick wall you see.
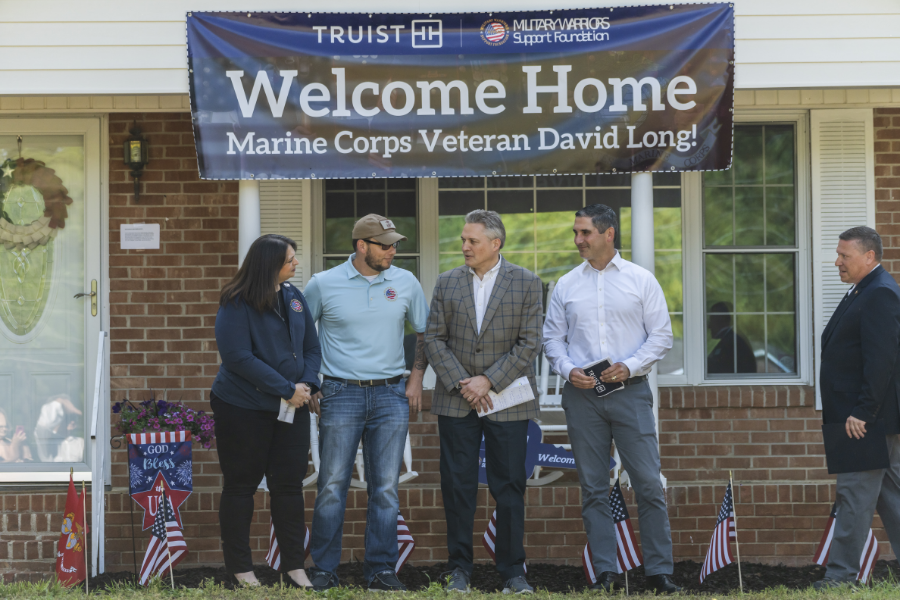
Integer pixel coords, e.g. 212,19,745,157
3,108,900,581
659,386,825,483
106,112,237,572
106,112,238,496
0,493,78,582
108,112,238,407
876,107,900,272
659,387,834,566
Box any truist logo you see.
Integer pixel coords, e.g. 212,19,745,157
480,19,509,46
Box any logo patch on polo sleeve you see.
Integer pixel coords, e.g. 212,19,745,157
290,299,303,312
384,288,398,301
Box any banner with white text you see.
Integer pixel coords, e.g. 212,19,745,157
186,5,734,179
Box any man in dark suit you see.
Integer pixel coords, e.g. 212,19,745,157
816,226,900,588
425,210,543,595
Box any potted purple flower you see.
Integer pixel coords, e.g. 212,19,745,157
112,394,215,449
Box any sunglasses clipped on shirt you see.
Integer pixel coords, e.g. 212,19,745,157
363,239,401,251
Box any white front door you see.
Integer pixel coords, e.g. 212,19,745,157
0,118,102,481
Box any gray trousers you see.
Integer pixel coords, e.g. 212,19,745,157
562,381,673,576
826,433,900,582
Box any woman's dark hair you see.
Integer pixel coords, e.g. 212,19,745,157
220,234,296,312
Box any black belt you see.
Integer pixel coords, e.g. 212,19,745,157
323,375,402,387
621,375,648,386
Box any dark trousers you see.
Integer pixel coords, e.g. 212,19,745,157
826,434,900,582
438,412,527,580
211,393,310,573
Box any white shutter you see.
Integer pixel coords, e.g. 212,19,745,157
259,181,312,288
810,109,875,409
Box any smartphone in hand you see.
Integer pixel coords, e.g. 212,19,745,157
14,425,25,436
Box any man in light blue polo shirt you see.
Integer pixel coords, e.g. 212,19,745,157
303,214,428,592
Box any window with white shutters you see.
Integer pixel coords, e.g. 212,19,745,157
701,124,801,379
810,109,875,408
321,179,420,277
259,181,309,288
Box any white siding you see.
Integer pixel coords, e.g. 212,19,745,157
1,0,897,95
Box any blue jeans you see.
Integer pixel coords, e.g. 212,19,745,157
310,378,409,582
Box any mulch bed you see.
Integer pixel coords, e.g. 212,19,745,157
86,560,900,594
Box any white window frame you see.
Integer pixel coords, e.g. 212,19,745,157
683,109,813,386
313,179,425,279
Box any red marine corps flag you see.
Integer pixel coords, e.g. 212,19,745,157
55,473,87,587
813,502,881,584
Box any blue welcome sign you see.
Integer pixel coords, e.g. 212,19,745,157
186,5,734,179
478,420,614,484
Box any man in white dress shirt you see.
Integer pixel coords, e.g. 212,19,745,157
543,204,680,594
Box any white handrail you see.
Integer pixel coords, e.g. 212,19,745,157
90,331,107,576
89,332,105,439
538,280,555,402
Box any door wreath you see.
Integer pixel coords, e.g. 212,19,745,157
0,157,74,251
0,156,75,336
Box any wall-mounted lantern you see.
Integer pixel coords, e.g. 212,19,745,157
123,122,149,202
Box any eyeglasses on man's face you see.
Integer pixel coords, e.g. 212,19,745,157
363,239,400,251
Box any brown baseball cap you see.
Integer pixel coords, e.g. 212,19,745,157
352,214,407,244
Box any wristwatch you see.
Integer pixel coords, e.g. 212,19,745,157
456,381,464,391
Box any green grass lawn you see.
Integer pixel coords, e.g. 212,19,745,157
1,579,898,600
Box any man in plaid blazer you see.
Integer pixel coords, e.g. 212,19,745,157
425,210,542,595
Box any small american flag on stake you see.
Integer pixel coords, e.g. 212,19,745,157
265,519,310,570
138,489,186,586
813,502,880,584
482,510,527,573
396,511,415,573
700,477,742,588
582,480,643,583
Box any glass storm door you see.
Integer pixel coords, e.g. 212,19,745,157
0,119,102,481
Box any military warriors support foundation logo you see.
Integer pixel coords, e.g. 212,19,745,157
480,19,509,46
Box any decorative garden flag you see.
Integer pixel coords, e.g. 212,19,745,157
55,473,87,587
128,431,193,530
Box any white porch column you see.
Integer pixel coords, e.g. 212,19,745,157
630,172,664,485
238,180,261,267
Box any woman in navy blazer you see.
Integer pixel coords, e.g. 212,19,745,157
211,234,321,588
